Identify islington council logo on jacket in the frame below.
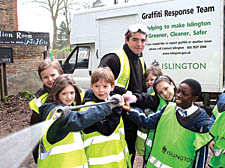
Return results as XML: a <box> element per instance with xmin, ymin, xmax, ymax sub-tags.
<box><xmin>162</xmin><ymin>146</ymin><xmax>194</xmax><ymax>163</ymax></box>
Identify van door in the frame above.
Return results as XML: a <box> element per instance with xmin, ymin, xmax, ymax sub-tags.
<box><xmin>62</xmin><ymin>46</ymin><xmax>91</xmax><ymax>89</ymax></box>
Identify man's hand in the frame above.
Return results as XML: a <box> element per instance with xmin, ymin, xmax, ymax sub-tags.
<box><xmin>108</xmin><ymin>94</ymin><xmax>124</xmax><ymax>109</ymax></box>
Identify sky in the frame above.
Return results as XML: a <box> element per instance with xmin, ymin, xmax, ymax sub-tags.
<box><xmin>17</xmin><ymin>0</ymin><xmax>137</xmax><ymax>43</ymax></box>
<box><xmin>17</xmin><ymin>0</ymin><xmax>54</xmax><ymax>42</ymax></box>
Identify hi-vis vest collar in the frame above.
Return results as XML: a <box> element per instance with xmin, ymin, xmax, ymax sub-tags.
<box><xmin>29</xmin><ymin>88</ymin><xmax>84</xmax><ymax>114</ymax></box>
<box><xmin>114</xmin><ymin>48</ymin><xmax>145</xmax><ymax>89</ymax></box>
<box><xmin>29</xmin><ymin>92</ymin><xmax>49</xmax><ymax>114</ymax></box>
<box><xmin>146</xmin><ymin>103</ymin><xmax>212</xmax><ymax>168</ymax></box>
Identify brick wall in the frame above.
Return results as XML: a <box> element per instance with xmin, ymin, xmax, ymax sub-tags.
<box><xmin>0</xmin><ymin>0</ymin><xmax>46</xmax><ymax>95</ymax></box>
<box><xmin>0</xmin><ymin>0</ymin><xmax>18</xmax><ymax>30</ymax></box>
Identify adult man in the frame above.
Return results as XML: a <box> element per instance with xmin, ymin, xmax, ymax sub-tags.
<box><xmin>99</xmin><ymin>24</ymin><xmax>148</xmax><ymax>166</ymax></box>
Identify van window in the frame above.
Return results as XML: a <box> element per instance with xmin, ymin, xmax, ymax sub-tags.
<box><xmin>75</xmin><ymin>47</ymin><xmax>90</xmax><ymax>69</ymax></box>
<box><xmin>63</xmin><ymin>46</ymin><xmax>90</xmax><ymax>74</ymax></box>
<box><xmin>68</xmin><ymin>49</ymin><xmax>78</xmax><ymax>64</ymax></box>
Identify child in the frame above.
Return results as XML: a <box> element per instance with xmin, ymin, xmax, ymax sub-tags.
<box><xmin>38</xmin><ymin>74</ymin><xmax>122</xmax><ymax>168</ymax></box>
<box><xmin>124</xmin><ymin>78</ymin><xmax>213</xmax><ymax>168</ymax></box>
<box><xmin>134</xmin><ymin>75</ymin><xmax>177</xmax><ymax>164</ymax></box>
<box><xmin>81</xmin><ymin>67</ymin><xmax>131</xmax><ymax>168</ymax></box>
<box><xmin>208</xmin><ymin>93</ymin><xmax>225</xmax><ymax>167</ymax></box>
<box><xmin>29</xmin><ymin>58</ymin><xmax>64</xmax><ymax>163</ymax></box>
<box><xmin>145</xmin><ymin>65</ymin><xmax>163</xmax><ymax>95</ymax></box>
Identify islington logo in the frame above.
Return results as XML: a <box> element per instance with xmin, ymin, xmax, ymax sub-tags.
<box><xmin>162</xmin><ymin>146</ymin><xmax>194</xmax><ymax>163</ymax></box>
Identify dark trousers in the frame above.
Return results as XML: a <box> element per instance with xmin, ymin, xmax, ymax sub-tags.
<box><xmin>122</xmin><ymin>113</ymin><xmax>138</xmax><ymax>167</ymax></box>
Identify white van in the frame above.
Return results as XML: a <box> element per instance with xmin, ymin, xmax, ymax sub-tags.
<box><xmin>62</xmin><ymin>0</ymin><xmax>225</xmax><ymax>106</ymax></box>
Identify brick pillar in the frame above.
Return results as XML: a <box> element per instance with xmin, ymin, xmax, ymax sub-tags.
<box><xmin>0</xmin><ymin>0</ymin><xmax>17</xmax><ymax>30</ymax></box>
<box><xmin>12</xmin><ymin>0</ymin><xmax>18</xmax><ymax>30</ymax></box>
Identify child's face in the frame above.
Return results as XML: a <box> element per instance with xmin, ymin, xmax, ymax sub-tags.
<box><xmin>40</xmin><ymin>67</ymin><xmax>60</xmax><ymax>89</ymax></box>
<box><xmin>58</xmin><ymin>85</ymin><xmax>75</xmax><ymax>106</ymax></box>
<box><xmin>91</xmin><ymin>79</ymin><xmax>115</xmax><ymax>100</ymax></box>
<box><xmin>176</xmin><ymin>83</ymin><xmax>196</xmax><ymax>109</ymax></box>
<box><xmin>156</xmin><ymin>80</ymin><xmax>175</xmax><ymax>101</ymax></box>
<box><xmin>146</xmin><ymin>73</ymin><xmax>157</xmax><ymax>88</ymax></box>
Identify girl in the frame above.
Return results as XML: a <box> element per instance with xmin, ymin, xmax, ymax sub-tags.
<box><xmin>38</xmin><ymin>74</ymin><xmax>121</xmax><ymax>168</ymax></box>
<box><xmin>128</xmin><ymin>75</ymin><xmax>177</xmax><ymax>112</ymax></box>
<box><xmin>145</xmin><ymin>65</ymin><xmax>163</xmax><ymax>95</ymax></box>
<box><xmin>29</xmin><ymin>58</ymin><xmax>64</xmax><ymax>163</ymax></box>
<box><xmin>133</xmin><ymin>75</ymin><xmax>177</xmax><ymax>165</ymax></box>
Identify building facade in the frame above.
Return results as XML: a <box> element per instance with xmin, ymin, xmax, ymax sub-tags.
<box><xmin>0</xmin><ymin>0</ymin><xmax>47</xmax><ymax>95</ymax></box>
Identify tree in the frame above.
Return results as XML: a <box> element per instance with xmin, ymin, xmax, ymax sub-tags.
<box><xmin>32</xmin><ymin>0</ymin><xmax>64</xmax><ymax>50</ymax></box>
<box><xmin>61</xmin><ymin>0</ymin><xmax>72</xmax><ymax>45</ymax></box>
<box><xmin>57</xmin><ymin>21</ymin><xmax>68</xmax><ymax>49</ymax></box>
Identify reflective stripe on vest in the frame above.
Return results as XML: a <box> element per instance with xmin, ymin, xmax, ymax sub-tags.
<box><xmin>146</xmin><ymin>138</ymin><xmax>153</xmax><ymax>148</ymax></box>
<box><xmin>83</xmin><ymin>132</ymin><xmax>121</xmax><ymax>147</ymax></box>
<box><xmin>146</xmin><ymin>103</ymin><xmax>212</xmax><ymax>168</ymax></box>
<box><xmin>137</xmin><ymin>130</ymin><xmax>148</xmax><ymax>140</ymax></box>
<box><xmin>88</xmin><ymin>151</ymin><xmax>125</xmax><ymax>165</ymax></box>
<box><xmin>81</xmin><ymin>101</ymin><xmax>129</xmax><ymax>168</ymax></box>
<box><xmin>39</xmin><ymin>132</ymin><xmax>84</xmax><ymax>159</ymax></box>
<box><xmin>114</xmin><ymin>48</ymin><xmax>145</xmax><ymax>89</ymax></box>
<box><xmin>136</xmin><ymin>128</ymin><xmax>148</xmax><ymax>156</ymax></box>
<box><xmin>38</xmin><ymin>106</ymin><xmax>88</xmax><ymax>168</ymax></box>
<box><xmin>29</xmin><ymin>92</ymin><xmax>48</xmax><ymax>114</ymax></box>
<box><xmin>148</xmin><ymin>155</ymin><xmax>172</xmax><ymax>168</ymax></box>
<box><xmin>144</xmin><ymin>129</ymin><xmax>155</xmax><ymax>161</ymax></box>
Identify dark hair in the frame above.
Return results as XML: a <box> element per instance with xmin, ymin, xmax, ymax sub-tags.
<box><xmin>125</xmin><ymin>31</ymin><xmax>148</xmax><ymax>41</ymax></box>
<box><xmin>46</xmin><ymin>74</ymin><xmax>81</xmax><ymax>105</ymax></box>
<box><xmin>145</xmin><ymin>65</ymin><xmax>163</xmax><ymax>79</ymax></box>
<box><xmin>38</xmin><ymin>58</ymin><xmax>63</xmax><ymax>80</ymax></box>
<box><xmin>180</xmin><ymin>79</ymin><xmax>202</xmax><ymax>97</ymax></box>
<box><xmin>153</xmin><ymin>75</ymin><xmax>177</xmax><ymax>93</ymax></box>
<box><xmin>91</xmin><ymin>67</ymin><xmax>115</xmax><ymax>86</ymax></box>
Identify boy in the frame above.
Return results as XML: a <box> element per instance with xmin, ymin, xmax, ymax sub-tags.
<box><xmin>81</xmin><ymin>67</ymin><xmax>131</xmax><ymax>168</ymax></box>
<box><xmin>29</xmin><ymin>58</ymin><xmax>64</xmax><ymax>163</ymax></box>
<box><xmin>123</xmin><ymin>79</ymin><xmax>213</xmax><ymax>167</ymax></box>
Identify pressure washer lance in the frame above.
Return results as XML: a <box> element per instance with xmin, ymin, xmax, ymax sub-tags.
<box><xmin>0</xmin><ymin>99</ymin><xmax>119</xmax><ymax>168</ymax></box>
<box><xmin>52</xmin><ymin>98</ymin><xmax>119</xmax><ymax>120</ymax></box>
